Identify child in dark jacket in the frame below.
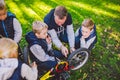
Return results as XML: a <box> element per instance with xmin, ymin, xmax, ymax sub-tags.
<box><xmin>0</xmin><ymin>0</ymin><xmax>22</xmax><ymax>43</ymax></box>
<box><xmin>25</xmin><ymin>21</ymin><xmax>65</xmax><ymax>75</ymax></box>
<box><xmin>0</xmin><ymin>38</ymin><xmax>38</xmax><ymax>80</ymax></box>
<box><xmin>0</xmin><ymin>0</ymin><xmax>23</xmax><ymax>60</ymax></box>
<box><xmin>75</xmin><ymin>19</ymin><xmax>97</xmax><ymax>50</ymax></box>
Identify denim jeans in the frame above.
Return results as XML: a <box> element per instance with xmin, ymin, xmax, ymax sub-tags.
<box><xmin>37</xmin><ymin>50</ymin><xmax>64</xmax><ymax>71</ymax></box>
<box><xmin>58</xmin><ymin>30</ymin><xmax>68</xmax><ymax>43</ymax></box>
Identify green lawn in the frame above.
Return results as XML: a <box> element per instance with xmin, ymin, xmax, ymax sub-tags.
<box><xmin>6</xmin><ymin>0</ymin><xmax>120</xmax><ymax>80</ymax></box>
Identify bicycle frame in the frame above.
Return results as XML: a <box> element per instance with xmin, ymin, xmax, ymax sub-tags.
<box><xmin>40</xmin><ymin>61</ymin><xmax>69</xmax><ymax>80</ymax></box>
<box><xmin>40</xmin><ymin>48</ymin><xmax>89</xmax><ymax>80</ymax></box>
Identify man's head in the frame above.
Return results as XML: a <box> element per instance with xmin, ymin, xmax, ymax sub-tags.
<box><xmin>81</xmin><ymin>19</ymin><xmax>94</xmax><ymax>38</ymax></box>
<box><xmin>0</xmin><ymin>1</ymin><xmax>7</xmax><ymax>20</ymax></box>
<box><xmin>32</xmin><ymin>21</ymin><xmax>48</xmax><ymax>39</ymax></box>
<box><xmin>54</xmin><ymin>6</ymin><xmax>68</xmax><ymax>26</ymax></box>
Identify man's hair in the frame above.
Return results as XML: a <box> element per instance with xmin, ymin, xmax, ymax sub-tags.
<box><xmin>32</xmin><ymin>21</ymin><xmax>48</xmax><ymax>33</ymax></box>
<box><xmin>0</xmin><ymin>0</ymin><xmax>6</xmax><ymax>10</ymax></box>
<box><xmin>54</xmin><ymin>6</ymin><xmax>68</xmax><ymax>19</ymax></box>
<box><xmin>0</xmin><ymin>38</ymin><xmax>18</xmax><ymax>58</ymax></box>
<box><xmin>82</xmin><ymin>19</ymin><xmax>94</xmax><ymax>30</ymax></box>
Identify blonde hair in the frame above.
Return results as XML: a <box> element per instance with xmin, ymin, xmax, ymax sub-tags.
<box><xmin>32</xmin><ymin>21</ymin><xmax>48</xmax><ymax>33</ymax></box>
<box><xmin>0</xmin><ymin>38</ymin><xmax>18</xmax><ymax>58</ymax></box>
<box><xmin>82</xmin><ymin>19</ymin><xmax>94</xmax><ymax>30</ymax></box>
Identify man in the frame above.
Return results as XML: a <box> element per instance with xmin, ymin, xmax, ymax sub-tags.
<box><xmin>44</xmin><ymin>6</ymin><xmax>75</xmax><ymax>56</ymax></box>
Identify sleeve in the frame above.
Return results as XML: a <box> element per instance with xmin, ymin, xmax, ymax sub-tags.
<box><xmin>75</xmin><ymin>28</ymin><xmax>81</xmax><ymax>49</ymax></box>
<box><xmin>47</xmin><ymin>43</ymin><xmax>52</xmax><ymax>51</ymax></box>
<box><xmin>21</xmin><ymin>63</ymin><xmax>38</xmax><ymax>80</ymax></box>
<box><xmin>30</xmin><ymin>44</ymin><xmax>55</xmax><ymax>61</ymax></box>
<box><xmin>66</xmin><ymin>24</ymin><xmax>75</xmax><ymax>48</ymax></box>
<box><xmin>48</xmin><ymin>29</ymin><xmax>63</xmax><ymax>48</ymax></box>
<box><xmin>75</xmin><ymin>28</ymin><xmax>80</xmax><ymax>37</ymax></box>
<box><xmin>88</xmin><ymin>36</ymin><xmax>97</xmax><ymax>50</ymax></box>
<box><xmin>13</xmin><ymin>18</ymin><xmax>22</xmax><ymax>43</ymax></box>
<box><xmin>80</xmin><ymin>36</ymin><xmax>96</xmax><ymax>49</ymax></box>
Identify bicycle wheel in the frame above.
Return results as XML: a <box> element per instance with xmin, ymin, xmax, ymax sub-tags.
<box><xmin>67</xmin><ymin>48</ymin><xmax>89</xmax><ymax>70</ymax></box>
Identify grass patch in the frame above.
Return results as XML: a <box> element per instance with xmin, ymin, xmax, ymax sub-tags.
<box><xmin>5</xmin><ymin>0</ymin><xmax>120</xmax><ymax>80</ymax></box>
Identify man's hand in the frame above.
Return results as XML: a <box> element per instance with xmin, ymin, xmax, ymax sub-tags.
<box><xmin>70</xmin><ymin>47</ymin><xmax>75</xmax><ymax>53</ymax></box>
<box><xmin>60</xmin><ymin>45</ymin><xmax>68</xmax><ymax>57</ymax></box>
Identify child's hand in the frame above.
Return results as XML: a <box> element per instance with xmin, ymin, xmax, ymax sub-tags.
<box><xmin>60</xmin><ymin>45</ymin><xmax>68</xmax><ymax>57</ymax></box>
<box><xmin>46</xmin><ymin>35</ymin><xmax>52</xmax><ymax>44</ymax></box>
<box><xmin>81</xmin><ymin>36</ymin><xmax>87</xmax><ymax>41</ymax></box>
<box><xmin>81</xmin><ymin>36</ymin><xmax>85</xmax><ymax>39</ymax></box>
<box><xmin>31</xmin><ymin>61</ymin><xmax>37</xmax><ymax>68</ymax></box>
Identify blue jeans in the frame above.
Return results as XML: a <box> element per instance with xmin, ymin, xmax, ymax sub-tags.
<box><xmin>59</xmin><ymin>30</ymin><xmax>68</xmax><ymax>43</ymax></box>
<box><xmin>37</xmin><ymin>50</ymin><xmax>64</xmax><ymax>71</ymax></box>
<box><xmin>75</xmin><ymin>36</ymin><xmax>80</xmax><ymax>49</ymax></box>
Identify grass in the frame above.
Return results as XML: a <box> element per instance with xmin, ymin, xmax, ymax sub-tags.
<box><xmin>5</xmin><ymin>0</ymin><xmax>120</xmax><ymax>80</ymax></box>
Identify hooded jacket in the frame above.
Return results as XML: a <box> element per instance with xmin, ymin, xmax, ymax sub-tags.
<box><xmin>0</xmin><ymin>58</ymin><xmax>38</xmax><ymax>80</ymax></box>
<box><xmin>25</xmin><ymin>31</ymin><xmax>55</xmax><ymax>63</ymax></box>
<box><xmin>0</xmin><ymin>12</ymin><xmax>15</xmax><ymax>39</ymax></box>
<box><xmin>75</xmin><ymin>25</ymin><xmax>97</xmax><ymax>50</ymax></box>
<box><xmin>0</xmin><ymin>58</ymin><xmax>21</xmax><ymax>80</ymax></box>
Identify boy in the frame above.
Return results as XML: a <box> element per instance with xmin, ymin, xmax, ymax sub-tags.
<box><xmin>0</xmin><ymin>1</ymin><xmax>22</xmax><ymax>43</ymax></box>
<box><xmin>25</xmin><ymin>21</ymin><xmax>65</xmax><ymax>74</ymax></box>
<box><xmin>44</xmin><ymin>6</ymin><xmax>75</xmax><ymax>54</ymax></box>
<box><xmin>75</xmin><ymin>19</ymin><xmax>97</xmax><ymax>50</ymax></box>
<box><xmin>0</xmin><ymin>1</ymin><xmax>23</xmax><ymax>59</ymax></box>
<box><xmin>0</xmin><ymin>38</ymin><xmax>38</xmax><ymax>80</ymax></box>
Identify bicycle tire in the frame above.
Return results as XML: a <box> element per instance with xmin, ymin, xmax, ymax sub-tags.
<box><xmin>67</xmin><ymin>48</ymin><xmax>89</xmax><ymax>70</ymax></box>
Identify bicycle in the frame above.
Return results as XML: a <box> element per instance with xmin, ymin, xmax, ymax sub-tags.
<box><xmin>23</xmin><ymin>47</ymin><xmax>89</xmax><ymax>80</ymax></box>
<box><xmin>40</xmin><ymin>48</ymin><xmax>89</xmax><ymax>80</ymax></box>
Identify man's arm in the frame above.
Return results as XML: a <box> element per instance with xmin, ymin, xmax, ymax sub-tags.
<box><xmin>48</xmin><ymin>29</ymin><xmax>62</xmax><ymax>49</ymax></box>
<box><xmin>66</xmin><ymin>24</ymin><xmax>75</xmax><ymax>48</ymax></box>
<box><xmin>75</xmin><ymin>28</ymin><xmax>80</xmax><ymax>37</ymax></box>
<box><xmin>48</xmin><ymin>29</ymin><xmax>68</xmax><ymax>57</ymax></box>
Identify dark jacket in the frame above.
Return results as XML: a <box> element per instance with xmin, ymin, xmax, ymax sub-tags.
<box><xmin>8</xmin><ymin>60</ymin><xmax>23</xmax><ymax>80</ymax></box>
<box><xmin>75</xmin><ymin>25</ymin><xmax>97</xmax><ymax>50</ymax></box>
<box><xmin>25</xmin><ymin>31</ymin><xmax>48</xmax><ymax>63</ymax></box>
<box><xmin>0</xmin><ymin>12</ymin><xmax>15</xmax><ymax>39</ymax></box>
